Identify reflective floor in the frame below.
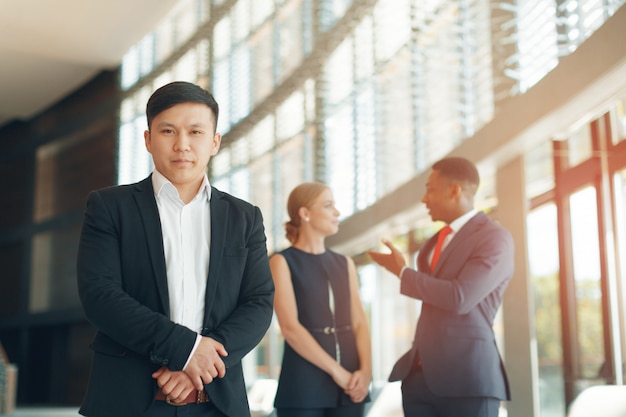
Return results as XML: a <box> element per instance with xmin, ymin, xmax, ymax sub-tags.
<box><xmin>12</xmin><ymin>408</ymin><xmax>80</xmax><ymax>417</ymax></box>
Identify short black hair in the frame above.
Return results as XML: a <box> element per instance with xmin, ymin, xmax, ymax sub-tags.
<box><xmin>432</xmin><ymin>157</ymin><xmax>480</xmax><ymax>187</ymax></box>
<box><xmin>145</xmin><ymin>81</ymin><xmax>219</xmax><ymax>130</ymax></box>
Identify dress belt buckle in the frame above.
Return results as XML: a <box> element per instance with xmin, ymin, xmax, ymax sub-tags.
<box><xmin>165</xmin><ymin>395</ymin><xmax>187</xmax><ymax>406</ymax></box>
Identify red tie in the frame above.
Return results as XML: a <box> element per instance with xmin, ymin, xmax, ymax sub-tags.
<box><xmin>430</xmin><ymin>225</ymin><xmax>452</xmax><ymax>270</ymax></box>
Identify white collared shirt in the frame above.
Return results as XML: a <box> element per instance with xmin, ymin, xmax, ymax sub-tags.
<box><xmin>400</xmin><ymin>209</ymin><xmax>479</xmax><ymax>278</ymax></box>
<box><xmin>152</xmin><ymin>170</ymin><xmax>211</xmax><ymax>335</ymax></box>
<box><xmin>429</xmin><ymin>208</ymin><xmax>478</xmax><ymax>262</ymax></box>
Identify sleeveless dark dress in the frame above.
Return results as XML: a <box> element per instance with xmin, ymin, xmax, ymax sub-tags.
<box><xmin>274</xmin><ymin>247</ymin><xmax>368</xmax><ymax>409</ymax></box>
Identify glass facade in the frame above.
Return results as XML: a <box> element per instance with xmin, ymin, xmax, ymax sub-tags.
<box><xmin>115</xmin><ymin>0</ymin><xmax>626</xmax><ymax>414</ymax></box>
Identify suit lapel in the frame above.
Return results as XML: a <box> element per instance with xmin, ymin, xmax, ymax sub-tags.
<box><xmin>133</xmin><ymin>177</ymin><xmax>171</xmax><ymax>316</ymax></box>
<box><xmin>205</xmin><ymin>187</ymin><xmax>228</xmax><ymax>317</ymax></box>
<box><xmin>418</xmin><ymin>234</ymin><xmax>437</xmax><ymax>272</ymax></box>
<box><xmin>434</xmin><ymin>212</ymin><xmax>487</xmax><ymax>272</ymax></box>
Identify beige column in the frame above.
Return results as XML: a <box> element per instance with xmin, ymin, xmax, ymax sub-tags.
<box><xmin>497</xmin><ymin>156</ymin><xmax>540</xmax><ymax>417</ymax></box>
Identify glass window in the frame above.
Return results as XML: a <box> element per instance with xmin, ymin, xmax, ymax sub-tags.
<box><xmin>319</xmin><ymin>0</ymin><xmax>353</xmax><ymax>31</ymax></box>
<box><xmin>231</xmin><ymin>45</ymin><xmax>252</xmax><ymax>124</ymax></box>
<box><xmin>212</xmin><ymin>59</ymin><xmax>231</xmax><ymax>133</ymax></box>
<box><xmin>276</xmin><ymin>91</ymin><xmax>305</xmax><ymax>142</ymax></box>
<box><xmin>355</xmin><ymin>85</ymin><xmax>377</xmax><ymax>210</ymax></box>
<box><xmin>273</xmin><ymin>134</ymin><xmax>308</xmax><ymax>251</ymax></box>
<box><xmin>173</xmin><ymin>48</ymin><xmax>198</xmax><ymax>82</ymax></box>
<box><xmin>570</xmin><ymin>187</ymin><xmax>605</xmax><ymax>384</ymax></box>
<box><xmin>610</xmin><ymin>93</ymin><xmax>626</xmax><ymax>145</ymax></box>
<box><xmin>30</xmin><ymin>226</ymin><xmax>82</xmax><ymax>313</ymax></box>
<box><xmin>517</xmin><ymin>0</ymin><xmax>559</xmax><ymax>92</ymax></box>
<box><xmin>525</xmin><ymin>140</ymin><xmax>555</xmax><ymax>199</ymax></box>
<box><xmin>213</xmin><ymin>16</ymin><xmax>232</xmax><ymax>59</ymax></box>
<box><xmin>325</xmin><ymin>102</ymin><xmax>355</xmax><ymax>219</ymax></box>
<box><xmin>230</xmin><ymin>137</ymin><xmax>249</xmax><ymax>168</ymax></box>
<box><xmin>614</xmin><ymin>169</ymin><xmax>626</xmax><ymax>383</ymax></box>
<box><xmin>373</xmin><ymin>0</ymin><xmax>410</xmax><ymax>64</ymax></box>
<box><xmin>172</xmin><ymin>0</ymin><xmax>200</xmax><ymax>47</ymax></box>
<box><xmin>527</xmin><ymin>204</ymin><xmax>565</xmax><ymax>417</ymax></box>
<box><xmin>120</xmin><ymin>45</ymin><xmax>140</xmax><ymax>90</ymax></box>
<box><xmin>249</xmin><ymin>152</ymin><xmax>274</xmax><ymax>247</ymax></box>
<box><xmin>354</xmin><ymin>16</ymin><xmax>374</xmax><ymax>82</ymax></box>
<box><xmin>250</xmin><ymin>115</ymin><xmax>275</xmax><ymax>158</ymax></box>
<box><xmin>250</xmin><ymin>23</ymin><xmax>275</xmax><ymax>105</ymax></box>
<box><xmin>232</xmin><ymin>0</ymin><xmax>251</xmax><ymax>44</ymax></box>
<box><xmin>276</xmin><ymin>0</ymin><xmax>304</xmax><ymax>82</ymax></box>
<box><xmin>325</xmin><ymin>37</ymin><xmax>353</xmax><ymax>105</ymax></box>
<box><xmin>376</xmin><ymin>52</ymin><xmax>415</xmax><ymax>192</ymax></box>
<box><xmin>211</xmin><ymin>147</ymin><xmax>231</xmax><ymax>179</ymax></box>
<box><xmin>155</xmin><ymin>19</ymin><xmax>175</xmax><ymax>66</ymax></box>
<box><xmin>567</xmin><ymin>124</ymin><xmax>593</xmax><ymax>168</ymax></box>
<box><xmin>250</xmin><ymin>0</ymin><xmax>274</xmax><ymax>29</ymax></box>
<box><xmin>230</xmin><ymin>167</ymin><xmax>250</xmax><ymax>201</ymax></box>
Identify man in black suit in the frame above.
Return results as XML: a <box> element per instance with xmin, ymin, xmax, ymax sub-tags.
<box><xmin>77</xmin><ymin>81</ymin><xmax>274</xmax><ymax>417</ymax></box>
<box><xmin>368</xmin><ymin>157</ymin><xmax>513</xmax><ymax>417</ymax></box>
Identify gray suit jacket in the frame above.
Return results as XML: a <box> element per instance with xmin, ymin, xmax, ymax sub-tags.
<box><xmin>77</xmin><ymin>176</ymin><xmax>274</xmax><ymax>417</ymax></box>
<box><xmin>389</xmin><ymin>212</ymin><xmax>513</xmax><ymax>400</ymax></box>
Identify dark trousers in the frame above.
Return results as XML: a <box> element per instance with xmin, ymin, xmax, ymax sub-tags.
<box><xmin>142</xmin><ymin>400</ymin><xmax>227</xmax><ymax>417</ymax></box>
<box><xmin>401</xmin><ymin>369</ymin><xmax>500</xmax><ymax>417</ymax></box>
<box><xmin>276</xmin><ymin>404</ymin><xmax>365</xmax><ymax>417</ymax></box>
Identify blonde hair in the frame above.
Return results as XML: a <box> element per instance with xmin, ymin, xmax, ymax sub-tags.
<box><xmin>285</xmin><ymin>182</ymin><xmax>329</xmax><ymax>243</ymax></box>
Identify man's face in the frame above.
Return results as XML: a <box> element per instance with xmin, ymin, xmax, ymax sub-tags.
<box><xmin>144</xmin><ymin>102</ymin><xmax>221</xmax><ymax>192</ymax></box>
<box><xmin>421</xmin><ymin>169</ymin><xmax>456</xmax><ymax>223</ymax></box>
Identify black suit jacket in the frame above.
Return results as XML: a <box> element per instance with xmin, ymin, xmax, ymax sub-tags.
<box><xmin>77</xmin><ymin>176</ymin><xmax>274</xmax><ymax>417</ymax></box>
<box><xmin>389</xmin><ymin>212</ymin><xmax>513</xmax><ymax>401</ymax></box>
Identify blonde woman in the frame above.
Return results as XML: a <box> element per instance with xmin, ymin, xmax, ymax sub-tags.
<box><xmin>271</xmin><ymin>182</ymin><xmax>371</xmax><ymax>417</ymax></box>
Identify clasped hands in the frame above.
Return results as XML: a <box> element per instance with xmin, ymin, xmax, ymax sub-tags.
<box><xmin>152</xmin><ymin>336</ymin><xmax>227</xmax><ymax>404</ymax></box>
<box><xmin>367</xmin><ymin>239</ymin><xmax>406</xmax><ymax>277</ymax></box>
<box><xmin>331</xmin><ymin>364</ymin><xmax>370</xmax><ymax>403</ymax></box>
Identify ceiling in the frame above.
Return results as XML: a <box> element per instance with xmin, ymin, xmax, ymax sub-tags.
<box><xmin>0</xmin><ymin>0</ymin><xmax>179</xmax><ymax>128</ymax></box>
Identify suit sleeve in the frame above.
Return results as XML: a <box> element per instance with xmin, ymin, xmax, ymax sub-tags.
<box><xmin>400</xmin><ymin>225</ymin><xmax>514</xmax><ymax>315</ymax></box>
<box><xmin>77</xmin><ymin>190</ymin><xmax>196</xmax><ymax>371</ymax></box>
<box><xmin>204</xmin><ymin>205</ymin><xmax>275</xmax><ymax>368</ymax></box>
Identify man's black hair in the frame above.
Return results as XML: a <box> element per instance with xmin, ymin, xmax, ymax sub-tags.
<box><xmin>145</xmin><ymin>81</ymin><xmax>219</xmax><ymax>130</ymax></box>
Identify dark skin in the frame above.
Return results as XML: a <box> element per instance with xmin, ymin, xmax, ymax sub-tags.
<box><xmin>367</xmin><ymin>168</ymin><xmax>476</xmax><ymax>276</ymax></box>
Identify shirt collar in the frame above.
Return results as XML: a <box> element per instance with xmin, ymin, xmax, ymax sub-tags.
<box><xmin>448</xmin><ymin>208</ymin><xmax>478</xmax><ymax>233</ymax></box>
<box><xmin>151</xmin><ymin>170</ymin><xmax>212</xmax><ymax>202</ymax></box>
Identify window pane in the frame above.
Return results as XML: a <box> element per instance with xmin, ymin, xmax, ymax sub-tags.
<box><xmin>273</xmin><ymin>135</ymin><xmax>307</xmax><ymax>250</ymax></box>
<box><xmin>610</xmin><ymin>93</ymin><xmax>626</xmax><ymax>145</ymax></box>
<box><xmin>276</xmin><ymin>0</ymin><xmax>304</xmax><ymax>82</ymax></box>
<box><xmin>525</xmin><ymin>141</ymin><xmax>555</xmax><ymax>199</ymax></box>
<box><xmin>613</xmin><ymin>169</ymin><xmax>626</xmax><ymax>383</ymax></box>
<box><xmin>517</xmin><ymin>1</ymin><xmax>559</xmax><ymax>92</ymax></box>
<box><xmin>250</xmin><ymin>23</ymin><xmax>275</xmax><ymax>105</ymax></box>
<box><xmin>527</xmin><ymin>204</ymin><xmax>565</xmax><ymax>417</ymax></box>
<box><xmin>325</xmin><ymin>103</ymin><xmax>355</xmax><ymax>219</ymax></box>
<box><xmin>276</xmin><ymin>91</ymin><xmax>305</xmax><ymax>141</ymax></box>
<box><xmin>567</xmin><ymin>124</ymin><xmax>593</xmax><ymax>168</ymax></box>
<box><xmin>231</xmin><ymin>46</ymin><xmax>252</xmax><ymax>124</ymax></box>
<box><xmin>30</xmin><ymin>226</ymin><xmax>82</xmax><ymax>312</ymax></box>
<box><xmin>570</xmin><ymin>187</ymin><xmax>605</xmax><ymax>383</ymax></box>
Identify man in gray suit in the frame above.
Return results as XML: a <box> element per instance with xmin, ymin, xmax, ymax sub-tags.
<box><xmin>77</xmin><ymin>81</ymin><xmax>274</xmax><ymax>417</ymax></box>
<box><xmin>368</xmin><ymin>157</ymin><xmax>513</xmax><ymax>417</ymax></box>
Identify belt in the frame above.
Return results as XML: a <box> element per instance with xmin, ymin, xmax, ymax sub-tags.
<box><xmin>308</xmin><ymin>325</ymin><xmax>352</xmax><ymax>335</ymax></box>
<box><xmin>155</xmin><ymin>388</ymin><xmax>210</xmax><ymax>406</ymax></box>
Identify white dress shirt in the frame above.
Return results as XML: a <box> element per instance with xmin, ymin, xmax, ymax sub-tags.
<box><xmin>152</xmin><ymin>170</ymin><xmax>210</xmax><ymax>364</ymax></box>
<box><xmin>400</xmin><ymin>209</ymin><xmax>479</xmax><ymax>278</ymax></box>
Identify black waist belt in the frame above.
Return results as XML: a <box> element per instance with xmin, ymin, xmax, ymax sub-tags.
<box><xmin>308</xmin><ymin>325</ymin><xmax>352</xmax><ymax>335</ymax></box>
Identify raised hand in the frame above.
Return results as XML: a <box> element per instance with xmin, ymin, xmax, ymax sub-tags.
<box><xmin>366</xmin><ymin>239</ymin><xmax>406</xmax><ymax>277</ymax></box>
